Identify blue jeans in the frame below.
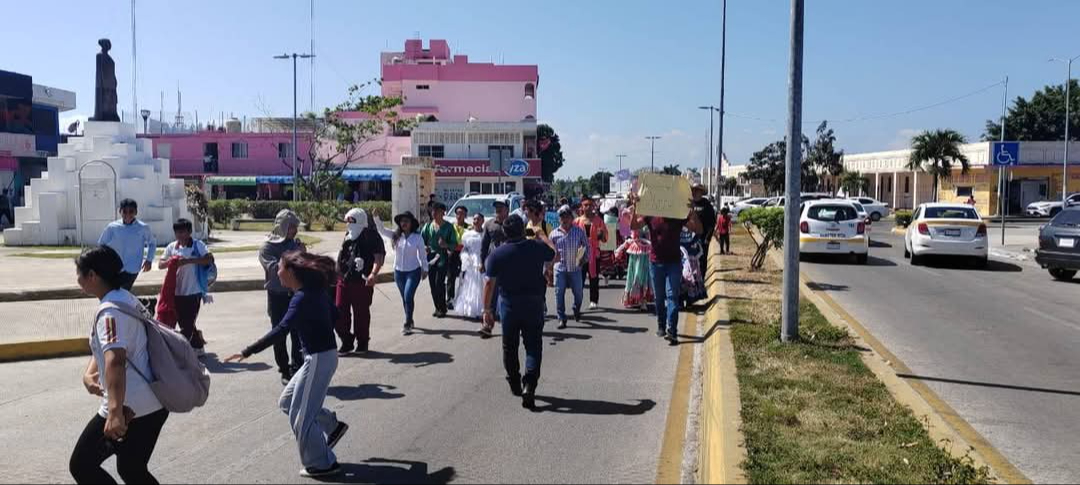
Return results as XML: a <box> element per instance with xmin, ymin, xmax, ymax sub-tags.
<box><xmin>554</xmin><ymin>269</ymin><xmax>583</xmax><ymax>322</ymax></box>
<box><xmin>279</xmin><ymin>350</ymin><xmax>339</xmax><ymax>470</ymax></box>
<box><xmin>500</xmin><ymin>295</ymin><xmax>545</xmax><ymax>386</ymax></box>
<box><xmin>651</xmin><ymin>262</ymin><xmax>682</xmax><ymax>336</ymax></box>
<box><xmin>395</xmin><ymin>268</ymin><xmax>422</xmax><ymax>326</ymax></box>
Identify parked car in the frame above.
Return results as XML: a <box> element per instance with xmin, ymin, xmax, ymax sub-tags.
<box><xmin>904</xmin><ymin>203</ymin><xmax>988</xmax><ymax>268</ymax></box>
<box><xmin>849</xmin><ymin>200</ymin><xmax>873</xmax><ymax>231</ymax></box>
<box><xmin>761</xmin><ymin>193</ymin><xmax>833</xmax><ymax>208</ymax></box>
<box><xmin>1034</xmin><ymin>207</ymin><xmax>1080</xmax><ymax>281</ymax></box>
<box><xmin>798</xmin><ymin>200</ymin><xmax>869</xmax><ymax>264</ymax></box>
<box><xmin>847</xmin><ymin>197</ymin><xmax>890</xmax><ymax>221</ymax></box>
<box><xmin>446</xmin><ymin>192</ymin><xmax>526</xmax><ymax>223</ymax></box>
<box><xmin>731</xmin><ymin>197</ymin><xmax>768</xmax><ymax>217</ymax></box>
<box><xmin>1025</xmin><ymin>193</ymin><xmax>1080</xmax><ymax>218</ymax></box>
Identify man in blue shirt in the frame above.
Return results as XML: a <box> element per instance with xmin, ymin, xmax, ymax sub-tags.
<box><xmin>483</xmin><ymin>215</ymin><xmax>555</xmax><ymax>409</ymax></box>
<box><xmin>98</xmin><ymin>199</ymin><xmax>157</xmax><ymax>291</ymax></box>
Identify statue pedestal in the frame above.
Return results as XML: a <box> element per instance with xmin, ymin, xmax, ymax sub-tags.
<box><xmin>3</xmin><ymin>121</ymin><xmax>194</xmax><ymax>246</ymax></box>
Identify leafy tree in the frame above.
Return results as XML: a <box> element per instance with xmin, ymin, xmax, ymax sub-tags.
<box><xmin>739</xmin><ymin>207</ymin><xmax>785</xmax><ymax>270</ymax></box>
<box><xmin>984</xmin><ymin>79</ymin><xmax>1080</xmax><ymax>141</ymax></box>
<box><xmin>720</xmin><ymin>176</ymin><xmax>739</xmax><ymax>196</ymax></box>
<box><xmin>661</xmin><ymin>164</ymin><xmax>682</xmax><ymax>176</ymax></box>
<box><xmin>538</xmin><ymin>124</ymin><xmax>565</xmax><ymax>182</ymax></box>
<box><xmin>839</xmin><ymin>170</ymin><xmax>869</xmax><ymax>196</ymax></box>
<box><xmin>906</xmin><ymin>129</ymin><xmax>970</xmax><ymax>202</ymax></box>
<box><xmin>803</xmin><ymin>121</ymin><xmax>844</xmax><ymax>191</ymax></box>
<box><xmin>745</xmin><ymin>141</ymin><xmax>788</xmax><ymax>195</ymax></box>
<box><xmin>588</xmin><ymin>171</ymin><xmax>613</xmax><ymax>197</ymax></box>
<box><xmin>296</xmin><ymin>81</ymin><xmax>415</xmax><ymax>201</ymax></box>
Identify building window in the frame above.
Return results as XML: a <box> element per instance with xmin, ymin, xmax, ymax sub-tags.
<box><xmin>886</xmin><ymin>176</ymin><xmax>892</xmax><ymax>193</ymax></box>
<box><xmin>231</xmin><ymin>142</ymin><xmax>249</xmax><ymax>159</ymax></box>
<box><xmin>278</xmin><ymin>142</ymin><xmax>293</xmax><ymax>159</ymax></box>
<box><xmin>503</xmin><ymin>181</ymin><xmax>516</xmax><ymax>193</ymax></box>
<box><xmin>524</xmin><ymin>83</ymin><xmax>535</xmax><ymax>99</ymax></box>
<box><xmin>416</xmin><ymin>84</ymin><xmax>430</xmax><ymax>90</ymax></box>
<box><xmin>418</xmin><ymin>145</ymin><xmax>445</xmax><ymax>158</ymax></box>
<box><xmin>956</xmin><ymin>186</ymin><xmax>974</xmax><ymax>197</ymax></box>
<box><xmin>203</xmin><ymin>142</ymin><xmax>219</xmax><ymax>173</ymax></box>
<box><xmin>470</xmin><ymin>182</ymin><xmax>481</xmax><ymax>193</ymax></box>
<box><xmin>157</xmin><ymin>143</ymin><xmax>172</xmax><ymax>159</ymax></box>
<box><xmin>905</xmin><ymin>176</ymin><xmax>911</xmax><ymax>194</ymax></box>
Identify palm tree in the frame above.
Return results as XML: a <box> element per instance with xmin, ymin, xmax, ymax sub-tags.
<box><xmin>906</xmin><ymin>129</ymin><xmax>970</xmax><ymax>202</ymax></box>
<box><xmin>839</xmin><ymin>170</ymin><xmax>869</xmax><ymax>197</ymax></box>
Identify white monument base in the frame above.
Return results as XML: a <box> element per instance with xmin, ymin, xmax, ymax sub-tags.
<box><xmin>3</xmin><ymin>121</ymin><xmax>195</xmax><ymax>246</ymax></box>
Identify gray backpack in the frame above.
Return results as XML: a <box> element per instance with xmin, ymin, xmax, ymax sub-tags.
<box><xmin>94</xmin><ymin>302</ymin><xmax>211</xmax><ymax>413</ymax></box>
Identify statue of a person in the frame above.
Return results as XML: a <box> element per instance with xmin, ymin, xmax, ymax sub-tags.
<box><xmin>93</xmin><ymin>38</ymin><xmax>120</xmax><ymax>122</ymax></box>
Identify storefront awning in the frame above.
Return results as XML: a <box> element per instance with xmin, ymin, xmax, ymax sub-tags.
<box><xmin>342</xmin><ymin>168</ymin><xmax>391</xmax><ymax>182</ymax></box>
<box><xmin>256</xmin><ymin>175</ymin><xmax>294</xmax><ymax>184</ymax></box>
<box><xmin>206</xmin><ymin>176</ymin><xmax>256</xmax><ymax>186</ymax></box>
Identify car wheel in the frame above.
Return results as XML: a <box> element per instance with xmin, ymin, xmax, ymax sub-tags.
<box><xmin>910</xmin><ymin>253</ymin><xmax>922</xmax><ymax>266</ymax></box>
<box><xmin>856</xmin><ymin>253</ymin><xmax>869</xmax><ymax>265</ymax></box>
<box><xmin>871</xmin><ymin>212</ymin><xmax>882</xmax><ymax>222</ymax></box>
<box><xmin>903</xmin><ymin>244</ymin><xmax>911</xmax><ymax>259</ymax></box>
<box><xmin>1049</xmin><ymin>268</ymin><xmax>1078</xmax><ymax>281</ymax></box>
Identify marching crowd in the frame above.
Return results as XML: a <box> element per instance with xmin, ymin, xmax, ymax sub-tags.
<box><xmin>67</xmin><ymin>182</ymin><xmax>736</xmax><ymax>482</ymax></box>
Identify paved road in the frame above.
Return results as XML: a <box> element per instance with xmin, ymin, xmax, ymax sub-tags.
<box><xmin>801</xmin><ymin>230</ymin><xmax>1080</xmax><ymax>483</ymax></box>
<box><xmin>0</xmin><ymin>283</ymin><xmax>688</xmax><ymax>483</ymax></box>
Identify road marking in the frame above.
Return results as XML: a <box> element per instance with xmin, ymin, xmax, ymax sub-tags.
<box><xmin>655</xmin><ymin>312</ymin><xmax>697</xmax><ymax>484</ymax></box>
<box><xmin>1024</xmin><ymin>306</ymin><xmax>1080</xmax><ymax>332</ymax></box>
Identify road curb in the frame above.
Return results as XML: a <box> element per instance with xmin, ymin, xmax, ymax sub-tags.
<box><xmin>0</xmin><ymin>271</ymin><xmax>396</xmax><ymax>303</ymax></box>
<box><xmin>695</xmin><ymin>244</ymin><xmax>747</xmax><ymax>485</ymax></box>
<box><xmin>0</xmin><ymin>338</ymin><xmax>89</xmax><ymax>363</ymax></box>
<box><xmin>891</xmin><ymin>226</ymin><xmax>906</xmax><ymax>236</ymax></box>
<box><xmin>770</xmin><ymin>246</ymin><xmax>1031</xmax><ymax>484</ymax></box>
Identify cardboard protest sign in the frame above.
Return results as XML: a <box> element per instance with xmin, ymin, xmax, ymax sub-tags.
<box><xmin>635</xmin><ymin>173</ymin><xmax>693</xmax><ymax>219</ymax></box>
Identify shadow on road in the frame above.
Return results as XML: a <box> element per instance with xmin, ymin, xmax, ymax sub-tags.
<box><xmin>803</xmin><ymin>254</ymin><xmax>897</xmax><ymax>267</ymax></box>
<box><xmin>327</xmin><ymin>384</ymin><xmax>405</xmax><ymax>401</ymax></box>
<box><xmin>806</xmin><ymin>281</ymin><xmax>850</xmax><ymax>292</ymax></box>
<box><xmin>869</xmin><ymin>239</ymin><xmax>893</xmax><ymax>248</ymax></box>
<box><xmin>543</xmin><ymin>331</ymin><xmax>593</xmax><ymax>345</ymax></box>
<box><xmin>315</xmin><ymin>458</ymin><xmax>456</xmax><ymax>484</ymax></box>
<box><xmin>413</xmin><ymin>326</ymin><xmax>485</xmax><ymax>340</ymax></box>
<box><xmin>360</xmin><ymin>350</ymin><xmax>454</xmax><ymax>368</ymax></box>
<box><xmin>530</xmin><ymin>396</ymin><xmax>656</xmax><ymax>415</ymax></box>
<box><xmin>917</xmin><ymin>257</ymin><xmax>1023</xmax><ymax>272</ymax></box>
<box><xmin>898</xmin><ymin>373</ymin><xmax>1080</xmax><ymax>397</ymax></box>
<box><xmin>202</xmin><ymin>353</ymin><xmax>272</xmax><ymax>374</ymax></box>
<box><xmin>574</xmin><ymin>315</ymin><xmax>649</xmax><ymax>334</ymax></box>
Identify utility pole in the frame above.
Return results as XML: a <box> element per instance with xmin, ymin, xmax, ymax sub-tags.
<box><xmin>717</xmin><ymin>0</ymin><xmax>728</xmax><ymax>201</ymax></box>
<box><xmin>999</xmin><ymin>76</ymin><xmax>1008</xmax><ymax>245</ymax></box>
<box><xmin>1050</xmin><ymin>55</ymin><xmax>1079</xmax><ymax>204</ymax></box>
<box><xmin>698</xmin><ymin>106</ymin><xmax>716</xmax><ymax>195</ymax></box>
<box><xmin>646</xmin><ymin>136</ymin><xmax>661</xmax><ymax>171</ymax></box>
<box><xmin>131</xmin><ymin>0</ymin><xmax>137</xmax><ymax>129</ymax></box>
<box><xmin>781</xmin><ymin>0</ymin><xmax>804</xmax><ymax>343</ymax></box>
<box><xmin>616</xmin><ymin>154</ymin><xmax>628</xmax><ymax>193</ymax></box>
<box><xmin>275</xmin><ymin>52</ymin><xmax>315</xmax><ymax>202</ymax></box>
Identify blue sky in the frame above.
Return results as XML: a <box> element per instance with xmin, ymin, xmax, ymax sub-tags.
<box><xmin>5</xmin><ymin>0</ymin><xmax>1080</xmax><ymax>179</ymax></box>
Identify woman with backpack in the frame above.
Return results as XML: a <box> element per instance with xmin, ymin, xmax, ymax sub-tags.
<box><xmin>225</xmin><ymin>251</ymin><xmax>349</xmax><ymax>478</ymax></box>
<box><xmin>71</xmin><ymin>245</ymin><xmax>169</xmax><ymax>485</ymax></box>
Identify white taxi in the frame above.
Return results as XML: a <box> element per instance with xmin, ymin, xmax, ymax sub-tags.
<box><xmin>903</xmin><ymin>203</ymin><xmax>988</xmax><ymax>268</ymax></box>
<box><xmin>798</xmin><ymin>200</ymin><xmax>870</xmax><ymax>264</ymax></box>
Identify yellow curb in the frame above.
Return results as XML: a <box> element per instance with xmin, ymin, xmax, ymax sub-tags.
<box><xmin>698</xmin><ymin>243</ymin><xmax>747</xmax><ymax>485</ymax></box>
<box><xmin>656</xmin><ymin>311</ymin><xmax>697</xmax><ymax>484</ymax></box>
<box><xmin>0</xmin><ymin>338</ymin><xmax>89</xmax><ymax>363</ymax></box>
<box><xmin>764</xmin><ymin>244</ymin><xmax>1030</xmax><ymax>484</ymax></box>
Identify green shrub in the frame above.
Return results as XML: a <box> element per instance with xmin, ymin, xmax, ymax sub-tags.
<box><xmin>895</xmin><ymin>210</ymin><xmax>913</xmax><ymax>228</ymax></box>
<box><xmin>739</xmin><ymin>207</ymin><xmax>786</xmax><ymax>270</ymax></box>
<box><xmin>206</xmin><ymin>200</ymin><xmax>392</xmax><ymax>230</ymax></box>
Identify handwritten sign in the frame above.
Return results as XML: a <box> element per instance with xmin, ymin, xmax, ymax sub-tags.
<box><xmin>635</xmin><ymin>173</ymin><xmax>692</xmax><ymax>219</ymax></box>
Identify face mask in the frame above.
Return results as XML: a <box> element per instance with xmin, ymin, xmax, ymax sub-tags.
<box><xmin>345</xmin><ymin>208</ymin><xmax>368</xmax><ymax>241</ymax></box>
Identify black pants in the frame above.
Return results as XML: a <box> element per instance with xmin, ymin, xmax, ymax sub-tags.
<box><xmin>718</xmin><ymin>234</ymin><xmax>730</xmax><ymax>254</ymax></box>
<box><xmin>118</xmin><ymin>272</ymin><xmax>139</xmax><ymax>292</ymax></box>
<box><xmin>588</xmin><ymin>275</ymin><xmax>601</xmax><ymax>304</ymax></box>
<box><xmin>175</xmin><ymin>294</ymin><xmax>205</xmax><ymax>349</ymax></box>
<box><xmin>428</xmin><ymin>263</ymin><xmax>448</xmax><ymax>313</ymax></box>
<box><xmin>699</xmin><ymin>238</ymin><xmax>711</xmax><ymax>276</ymax></box>
<box><xmin>500</xmin><ymin>295</ymin><xmax>545</xmax><ymax>387</ymax></box>
<box><xmin>267</xmin><ymin>292</ymin><xmax>303</xmax><ymax>376</ymax></box>
<box><xmin>446</xmin><ymin>252</ymin><xmax>461</xmax><ymax>305</ymax></box>
<box><xmin>69</xmin><ymin>409</ymin><xmax>169</xmax><ymax>485</ymax></box>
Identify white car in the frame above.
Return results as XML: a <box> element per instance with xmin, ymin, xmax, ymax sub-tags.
<box><xmin>446</xmin><ymin>192</ymin><xmax>526</xmax><ymax>223</ymax></box>
<box><xmin>731</xmin><ymin>197</ymin><xmax>768</xmax><ymax>217</ymax></box>
<box><xmin>1026</xmin><ymin>194</ymin><xmax>1080</xmax><ymax>218</ymax></box>
<box><xmin>848</xmin><ymin>197</ymin><xmax>890</xmax><ymax>221</ymax></box>
<box><xmin>904</xmin><ymin>203</ymin><xmax>988</xmax><ymax>267</ymax></box>
<box><xmin>849</xmin><ymin>201</ymin><xmax>873</xmax><ymax>232</ymax></box>
<box><xmin>798</xmin><ymin>200</ymin><xmax>869</xmax><ymax>264</ymax></box>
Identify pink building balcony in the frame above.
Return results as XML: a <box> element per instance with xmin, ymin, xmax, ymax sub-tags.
<box><xmin>142</xmin><ymin>132</ymin><xmax>311</xmax><ymax>177</ymax></box>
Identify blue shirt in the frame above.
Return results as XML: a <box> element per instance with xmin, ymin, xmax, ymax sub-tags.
<box><xmin>485</xmin><ymin>238</ymin><xmax>555</xmax><ymax>300</ymax></box>
<box><xmin>550</xmin><ymin>225</ymin><xmax>589</xmax><ymax>273</ymax></box>
<box><xmin>98</xmin><ymin>219</ymin><xmax>157</xmax><ymax>274</ymax></box>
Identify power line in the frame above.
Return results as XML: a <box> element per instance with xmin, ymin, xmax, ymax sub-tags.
<box><xmin>727</xmin><ymin>80</ymin><xmax>1006</xmax><ymax>125</ymax></box>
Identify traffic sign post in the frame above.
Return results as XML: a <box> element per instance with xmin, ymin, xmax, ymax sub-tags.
<box><xmin>991</xmin><ymin>142</ymin><xmax>1019</xmax><ymax>167</ymax></box>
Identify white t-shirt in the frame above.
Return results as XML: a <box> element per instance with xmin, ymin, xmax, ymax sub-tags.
<box><xmin>91</xmin><ymin>290</ymin><xmax>163</xmax><ymax>418</ymax></box>
<box><xmin>162</xmin><ymin>240</ymin><xmax>210</xmax><ymax>296</ymax></box>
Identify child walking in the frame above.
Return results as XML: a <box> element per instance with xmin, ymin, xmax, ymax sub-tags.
<box><xmin>615</xmin><ymin>229</ymin><xmax>653</xmax><ymax>310</ymax></box>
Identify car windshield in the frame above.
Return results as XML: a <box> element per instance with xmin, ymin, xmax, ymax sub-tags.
<box><xmin>452</xmin><ymin>199</ymin><xmax>498</xmax><ymax>218</ymax></box>
<box><xmin>1052</xmin><ymin>210</ymin><xmax>1080</xmax><ymax>226</ymax></box>
<box><xmin>924</xmin><ymin>207</ymin><xmax>979</xmax><ymax>219</ymax></box>
<box><xmin>808</xmin><ymin>205</ymin><xmax>858</xmax><ymax>222</ymax></box>
<box><xmin>852</xmin><ymin>202</ymin><xmax>866</xmax><ymax>212</ymax></box>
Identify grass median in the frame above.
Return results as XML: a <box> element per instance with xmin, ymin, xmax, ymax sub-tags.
<box><xmin>721</xmin><ymin>232</ymin><xmax>990</xmax><ymax>484</ymax></box>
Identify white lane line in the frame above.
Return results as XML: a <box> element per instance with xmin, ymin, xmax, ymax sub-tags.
<box><xmin>1025</xmin><ymin>306</ymin><xmax>1080</xmax><ymax>332</ymax></box>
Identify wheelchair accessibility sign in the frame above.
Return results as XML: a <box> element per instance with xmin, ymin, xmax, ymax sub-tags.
<box><xmin>991</xmin><ymin>142</ymin><xmax>1020</xmax><ymax>166</ymax></box>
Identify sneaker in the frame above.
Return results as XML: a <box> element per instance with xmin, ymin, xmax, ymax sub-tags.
<box><xmin>281</xmin><ymin>375</ymin><xmax>291</xmax><ymax>386</ymax></box>
<box><xmin>402</xmin><ymin>325</ymin><xmax>414</xmax><ymax>336</ymax></box>
<box><xmin>506</xmin><ymin>376</ymin><xmax>523</xmax><ymax>396</ymax></box>
<box><xmin>666</xmin><ymin>333</ymin><xmax>678</xmax><ymax>346</ymax></box>
<box><xmin>573</xmin><ymin>310</ymin><xmax>581</xmax><ymax>322</ymax></box>
<box><xmin>589</xmin><ymin>302</ymin><xmax>598</xmax><ymax>310</ymax></box>
<box><xmin>558</xmin><ymin>320</ymin><xmax>568</xmax><ymax>330</ymax></box>
<box><xmin>299</xmin><ymin>462</ymin><xmax>342</xmax><ymax>478</ymax></box>
<box><xmin>327</xmin><ymin>422</ymin><xmax>349</xmax><ymax>449</ymax></box>
<box><xmin>521</xmin><ymin>381</ymin><xmax>537</xmax><ymax>410</ymax></box>
<box><xmin>337</xmin><ymin>341</ymin><xmax>355</xmax><ymax>356</ymax></box>
<box><xmin>478</xmin><ymin>326</ymin><xmax>493</xmax><ymax>339</ymax></box>
<box><xmin>656</xmin><ymin>329</ymin><xmax>667</xmax><ymax>338</ymax></box>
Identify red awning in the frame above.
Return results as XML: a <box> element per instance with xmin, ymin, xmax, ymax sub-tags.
<box><xmin>0</xmin><ymin>157</ymin><xmax>18</xmax><ymax>171</ymax></box>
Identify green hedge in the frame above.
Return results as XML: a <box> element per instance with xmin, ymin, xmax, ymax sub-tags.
<box><xmin>894</xmin><ymin>210</ymin><xmax>913</xmax><ymax>228</ymax></box>
<box><xmin>208</xmin><ymin>200</ymin><xmax>391</xmax><ymax>231</ymax></box>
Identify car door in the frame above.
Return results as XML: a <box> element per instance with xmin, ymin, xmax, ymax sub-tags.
<box><xmin>906</xmin><ymin>206</ymin><xmax>921</xmax><ymax>249</ymax></box>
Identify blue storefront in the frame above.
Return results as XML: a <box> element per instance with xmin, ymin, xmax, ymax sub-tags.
<box><xmin>0</xmin><ymin>69</ymin><xmax>72</xmax><ymax>213</ymax></box>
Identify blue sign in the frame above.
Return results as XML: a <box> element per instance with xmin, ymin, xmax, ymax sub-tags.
<box><xmin>616</xmin><ymin>169</ymin><xmax>632</xmax><ymax>181</ymax></box>
<box><xmin>991</xmin><ymin>142</ymin><xmax>1020</xmax><ymax>166</ymax></box>
<box><xmin>505</xmin><ymin>159</ymin><xmax>529</xmax><ymax>177</ymax></box>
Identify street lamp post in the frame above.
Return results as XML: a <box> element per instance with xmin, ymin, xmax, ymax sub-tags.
<box><xmin>646</xmin><ymin>136</ymin><xmax>661</xmax><ymax>171</ymax></box>
<box><xmin>781</xmin><ymin>0</ymin><xmax>805</xmax><ymax>343</ymax></box>
<box><xmin>139</xmin><ymin>109</ymin><xmax>150</xmax><ymax>135</ymax></box>
<box><xmin>275</xmin><ymin>52</ymin><xmax>315</xmax><ymax>202</ymax></box>
<box><xmin>1050</xmin><ymin>55</ymin><xmax>1079</xmax><ymax>204</ymax></box>
<box><xmin>699</xmin><ymin>106</ymin><xmax>720</xmax><ymax>197</ymax></box>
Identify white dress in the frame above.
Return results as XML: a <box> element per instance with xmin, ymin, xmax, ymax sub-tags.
<box><xmin>454</xmin><ymin>229</ymin><xmax>487</xmax><ymax>319</ymax></box>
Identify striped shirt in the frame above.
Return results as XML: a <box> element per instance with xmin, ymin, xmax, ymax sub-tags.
<box><xmin>550</xmin><ymin>225</ymin><xmax>589</xmax><ymax>273</ymax></box>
